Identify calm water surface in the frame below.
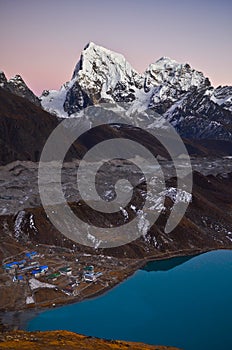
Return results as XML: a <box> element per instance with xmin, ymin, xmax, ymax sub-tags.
<box><xmin>26</xmin><ymin>250</ymin><xmax>232</xmax><ymax>350</ymax></box>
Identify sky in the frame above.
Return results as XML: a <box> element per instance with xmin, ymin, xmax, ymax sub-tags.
<box><xmin>0</xmin><ymin>0</ymin><xmax>231</xmax><ymax>95</ymax></box>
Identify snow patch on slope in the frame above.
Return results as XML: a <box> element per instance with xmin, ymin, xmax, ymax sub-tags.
<box><xmin>41</xmin><ymin>79</ymin><xmax>77</xmax><ymax>118</ymax></box>
<box><xmin>14</xmin><ymin>210</ymin><xmax>26</xmax><ymax>238</ymax></box>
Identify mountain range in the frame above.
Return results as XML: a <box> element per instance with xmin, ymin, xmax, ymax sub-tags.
<box><xmin>40</xmin><ymin>42</ymin><xmax>232</xmax><ymax>143</ymax></box>
<box><xmin>1</xmin><ymin>42</ymin><xmax>231</xmax><ymax>163</ymax></box>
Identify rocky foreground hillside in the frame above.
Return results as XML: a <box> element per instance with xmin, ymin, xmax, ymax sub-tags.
<box><xmin>0</xmin><ymin>330</ymin><xmax>180</xmax><ymax>350</ymax></box>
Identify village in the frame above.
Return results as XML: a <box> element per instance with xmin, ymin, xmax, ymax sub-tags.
<box><xmin>0</xmin><ymin>245</ymin><xmax>141</xmax><ymax>311</ymax></box>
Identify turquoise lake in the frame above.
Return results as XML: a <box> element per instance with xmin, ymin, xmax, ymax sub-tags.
<box><xmin>26</xmin><ymin>250</ymin><xmax>232</xmax><ymax>350</ymax></box>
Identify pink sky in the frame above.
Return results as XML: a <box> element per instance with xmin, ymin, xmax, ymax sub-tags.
<box><xmin>0</xmin><ymin>0</ymin><xmax>231</xmax><ymax>95</ymax></box>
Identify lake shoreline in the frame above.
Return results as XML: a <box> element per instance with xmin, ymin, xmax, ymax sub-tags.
<box><xmin>1</xmin><ymin>246</ymin><xmax>227</xmax><ymax>331</ymax></box>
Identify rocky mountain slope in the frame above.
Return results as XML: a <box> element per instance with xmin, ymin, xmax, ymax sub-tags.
<box><xmin>41</xmin><ymin>42</ymin><xmax>232</xmax><ymax>144</ymax></box>
<box><xmin>0</xmin><ymin>169</ymin><xmax>231</xmax><ymax>263</ymax></box>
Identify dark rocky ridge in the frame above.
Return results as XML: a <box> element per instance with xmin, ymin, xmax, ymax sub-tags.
<box><xmin>0</xmin><ymin>89</ymin><xmax>89</xmax><ymax>165</ymax></box>
<box><xmin>0</xmin><ymin>72</ymin><xmax>40</xmax><ymax>107</ymax></box>
<box><xmin>0</xmin><ymin>88</ymin><xmax>58</xmax><ymax>164</ymax></box>
<box><xmin>0</xmin><ymin>88</ymin><xmax>232</xmax><ymax>167</ymax></box>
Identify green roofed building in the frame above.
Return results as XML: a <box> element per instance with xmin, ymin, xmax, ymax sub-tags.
<box><xmin>46</xmin><ymin>272</ymin><xmax>61</xmax><ymax>281</ymax></box>
<box><xmin>84</xmin><ymin>265</ymin><xmax>94</xmax><ymax>272</ymax></box>
<box><xmin>59</xmin><ymin>266</ymin><xmax>72</xmax><ymax>276</ymax></box>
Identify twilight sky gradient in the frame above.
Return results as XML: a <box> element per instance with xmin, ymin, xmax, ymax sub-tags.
<box><xmin>0</xmin><ymin>0</ymin><xmax>231</xmax><ymax>95</ymax></box>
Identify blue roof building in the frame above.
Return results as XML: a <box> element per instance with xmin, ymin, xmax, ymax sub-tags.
<box><xmin>18</xmin><ymin>259</ymin><xmax>26</xmax><ymax>264</ymax></box>
<box><xmin>25</xmin><ymin>251</ymin><xmax>38</xmax><ymax>259</ymax></box>
<box><xmin>31</xmin><ymin>265</ymin><xmax>48</xmax><ymax>276</ymax></box>
<box><xmin>13</xmin><ymin>275</ymin><xmax>24</xmax><ymax>282</ymax></box>
<box><xmin>3</xmin><ymin>261</ymin><xmax>19</xmax><ymax>269</ymax></box>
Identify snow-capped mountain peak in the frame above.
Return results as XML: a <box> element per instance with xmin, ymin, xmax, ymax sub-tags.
<box><xmin>152</xmin><ymin>56</ymin><xmax>179</xmax><ymax>66</ymax></box>
<box><xmin>41</xmin><ymin>42</ymin><xmax>144</xmax><ymax>116</ymax></box>
<box><xmin>72</xmin><ymin>41</ymin><xmax>137</xmax><ymax>78</ymax></box>
<box><xmin>72</xmin><ymin>41</ymin><xmax>143</xmax><ymax>99</ymax></box>
<box><xmin>145</xmin><ymin>56</ymin><xmax>210</xmax><ymax>91</ymax></box>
